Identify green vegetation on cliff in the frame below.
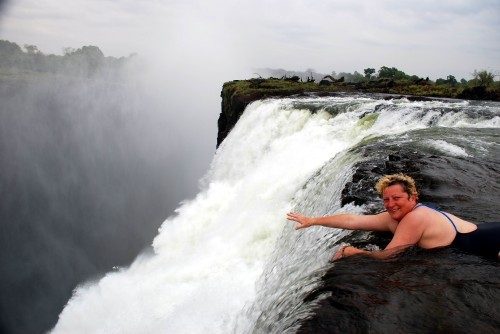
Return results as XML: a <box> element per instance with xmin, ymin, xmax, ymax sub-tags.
<box><xmin>0</xmin><ymin>40</ymin><xmax>134</xmax><ymax>82</ymax></box>
<box><xmin>218</xmin><ymin>74</ymin><xmax>500</xmax><ymax>146</ymax></box>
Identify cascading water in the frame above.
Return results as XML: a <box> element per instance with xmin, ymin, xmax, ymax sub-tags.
<box><xmin>52</xmin><ymin>94</ymin><xmax>500</xmax><ymax>333</ymax></box>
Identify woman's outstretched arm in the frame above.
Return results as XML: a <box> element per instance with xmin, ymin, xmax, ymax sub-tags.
<box><xmin>286</xmin><ymin>211</ymin><xmax>392</xmax><ymax>232</ymax></box>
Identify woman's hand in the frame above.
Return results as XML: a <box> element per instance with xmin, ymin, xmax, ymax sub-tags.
<box><xmin>286</xmin><ymin>212</ymin><xmax>315</xmax><ymax>230</ymax></box>
<box><xmin>333</xmin><ymin>245</ymin><xmax>371</xmax><ymax>261</ymax></box>
<box><xmin>332</xmin><ymin>245</ymin><xmax>349</xmax><ymax>261</ymax></box>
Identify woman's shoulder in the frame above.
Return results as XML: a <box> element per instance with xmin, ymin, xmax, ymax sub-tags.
<box><xmin>403</xmin><ymin>205</ymin><xmax>439</xmax><ymax>224</ymax></box>
<box><xmin>411</xmin><ymin>203</ymin><xmax>442</xmax><ymax>217</ymax></box>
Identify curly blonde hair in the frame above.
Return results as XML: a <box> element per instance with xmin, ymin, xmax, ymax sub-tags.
<box><xmin>375</xmin><ymin>173</ymin><xmax>419</xmax><ymax>200</ymax></box>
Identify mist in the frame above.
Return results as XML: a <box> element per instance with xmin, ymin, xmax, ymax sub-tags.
<box><xmin>0</xmin><ymin>42</ymin><xmax>251</xmax><ymax>333</ymax></box>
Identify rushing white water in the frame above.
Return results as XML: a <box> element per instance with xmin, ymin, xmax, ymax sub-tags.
<box><xmin>52</xmin><ymin>95</ymin><xmax>500</xmax><ymax>334</ymax></box>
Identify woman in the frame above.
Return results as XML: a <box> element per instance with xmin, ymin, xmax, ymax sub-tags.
<box><xmin>287</xmin><ymin>173</ymin><xmax>500</xmax><ymax>260</ymax></box>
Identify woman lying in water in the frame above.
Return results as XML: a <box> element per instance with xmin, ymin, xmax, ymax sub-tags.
<box><xmin>287</xmin><ymin>173</ymin><xmax>500</xmax><ymax>261</ymax></box>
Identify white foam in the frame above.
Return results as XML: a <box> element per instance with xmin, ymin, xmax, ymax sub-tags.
<box><xmin>425</xmin><ymin>139</ymin><xmax>470</xmax><ymax>157</ymax></box>
<box><xmin>51</xmin><ymin>96</ymin><xmax>500</xmax><ymax>333</ymax></box>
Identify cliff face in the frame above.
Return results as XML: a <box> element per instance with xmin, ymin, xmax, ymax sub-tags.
<box><xmin>217</xmin><ymin>78</ymin><xmax>500</xmax><ymax>147</ymax></box>
<box><xmin>218</xmin><ymin>81</ymin><xmax>255</xmax><ymax>147</ymax></box>
<box><xmin>218</xmin><ymin>79</ymin><xmax>320</xmax><ymax>147</ymax></box>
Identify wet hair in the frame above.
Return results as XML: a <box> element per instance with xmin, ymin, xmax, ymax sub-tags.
<box><xmin>375</xmin><ymin>173</ymin><xmax>419</xmax><ymax>200</ymax></box>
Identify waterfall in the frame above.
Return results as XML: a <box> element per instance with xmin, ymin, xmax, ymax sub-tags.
<box><xmin>52</xmin><ymin>95</ymin><xmax>500</xmax><ymax>333</ymax></box>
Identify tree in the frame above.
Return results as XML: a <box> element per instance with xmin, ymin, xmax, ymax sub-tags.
<box><xmin>0</xmin><ymin>40</ymin><xmax>23</xmax><ymax>55</ymax></box>
<box><xmin>24</xmin><ymin>44</ymin><xmax>40</xmax><ymax>54</ymax></box>
<box><xmin>444</xmin><ymin>75</ymin><xmax>458</xmax><ymax>87</ymax></box>
<box><xmin>74</xmin><ymin>45</ymin><xmax>105</xmax><ymax>59</ymax></box>
<box><xmin>364</xmin><ymin>68</ymin><xmax>376</xmax><ymax>79</ymax></box>
<box><xmin>336</xmin><ymin>71</ymin><xmax>365</xmax><ymax>83</ymax></box>
<box><xmin>63</xmin><ymin>45</ymin><xmax>105</xmax><ymax>76</ymax></box>
<box><xmin>435</xmin><ymin>75</ymin><xmax>458</xmax><ymax>87</ymax></box>
<box><xmin>435</xmin><ymin>78</ymin><xmax>446</xmax><ymax>85</ymax></box>
<box><xmin>352</xmin><ymin>71</ymin><xmax>365</xmax><ymax>82</ymax></box>
<box><xmin>472</xmin><ymin>70</ymin><xmax>495</xmax><ymax>87</ymax></box>
<box><xmin>378</xmin><ymin>66</ymin><xmax>408</xmax><ymax>80</ymax></box>
<box><xmin>0</xmin><ymin>39</ymin><xmax>132</xmax><ymax>77</ymax></box>
<box><xmin>0</xmin><ymin>40</ymin><xmax>23</xmax><ymax>67</ymax></box>
<box><xmin>63</xmin><ymin>47</ymin><xmax>75</xmax><ymax>55</ymax></box>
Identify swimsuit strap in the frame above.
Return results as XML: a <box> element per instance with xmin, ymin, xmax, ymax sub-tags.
<box><xmin>414</xmin><ymin>203</ymin><xmax>459</xmax><ymax>233</ymax></box>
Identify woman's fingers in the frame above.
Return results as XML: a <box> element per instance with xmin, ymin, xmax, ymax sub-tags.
<box><xmin>287</xmin><ymin>212</ymin><xmax>311</xmax><ymax>230</ymax></box>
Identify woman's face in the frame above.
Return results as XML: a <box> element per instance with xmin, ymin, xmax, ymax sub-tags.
<box><xmin>383</xmin><ymin>184</ymin><xmax>417</xmax><ymax>221</ymax></box>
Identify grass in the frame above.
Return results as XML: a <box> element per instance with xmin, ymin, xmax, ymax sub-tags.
<box><xmin>222</xmin><ymin>78</ymin><xmax>500</xmax><ymax>106</ymax></box>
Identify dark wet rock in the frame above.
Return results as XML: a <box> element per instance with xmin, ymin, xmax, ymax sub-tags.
<box><xmin>341</xmin><ymin>149</ymin><xmax>500</xmax><ymax>222</ymax></box>
<box><xmin>297</xmin><ymin>248</ymin><xmax>500</xmax><ymax>334</ymax></box>
<box><xmin>300</xmin><ymin>148</ymin><xmax>500</xmax><ymax>331</ymax></box>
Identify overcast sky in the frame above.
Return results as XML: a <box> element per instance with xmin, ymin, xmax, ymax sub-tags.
<box><xmin>1</xmin><ymin>0</ymin><xmax>499</xmax><ymax>81</ymax></box>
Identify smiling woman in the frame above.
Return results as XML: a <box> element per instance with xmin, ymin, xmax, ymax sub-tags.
<box><xmin>287</xmin><ymin>173</ymin><xmax>495</xmax><ymax>260</ymax></box>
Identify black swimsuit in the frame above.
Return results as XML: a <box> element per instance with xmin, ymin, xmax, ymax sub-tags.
<box><xmin>416</xmin><ymin>204</ymin><xmax>500</xmax><ymax>259</ymax></box>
